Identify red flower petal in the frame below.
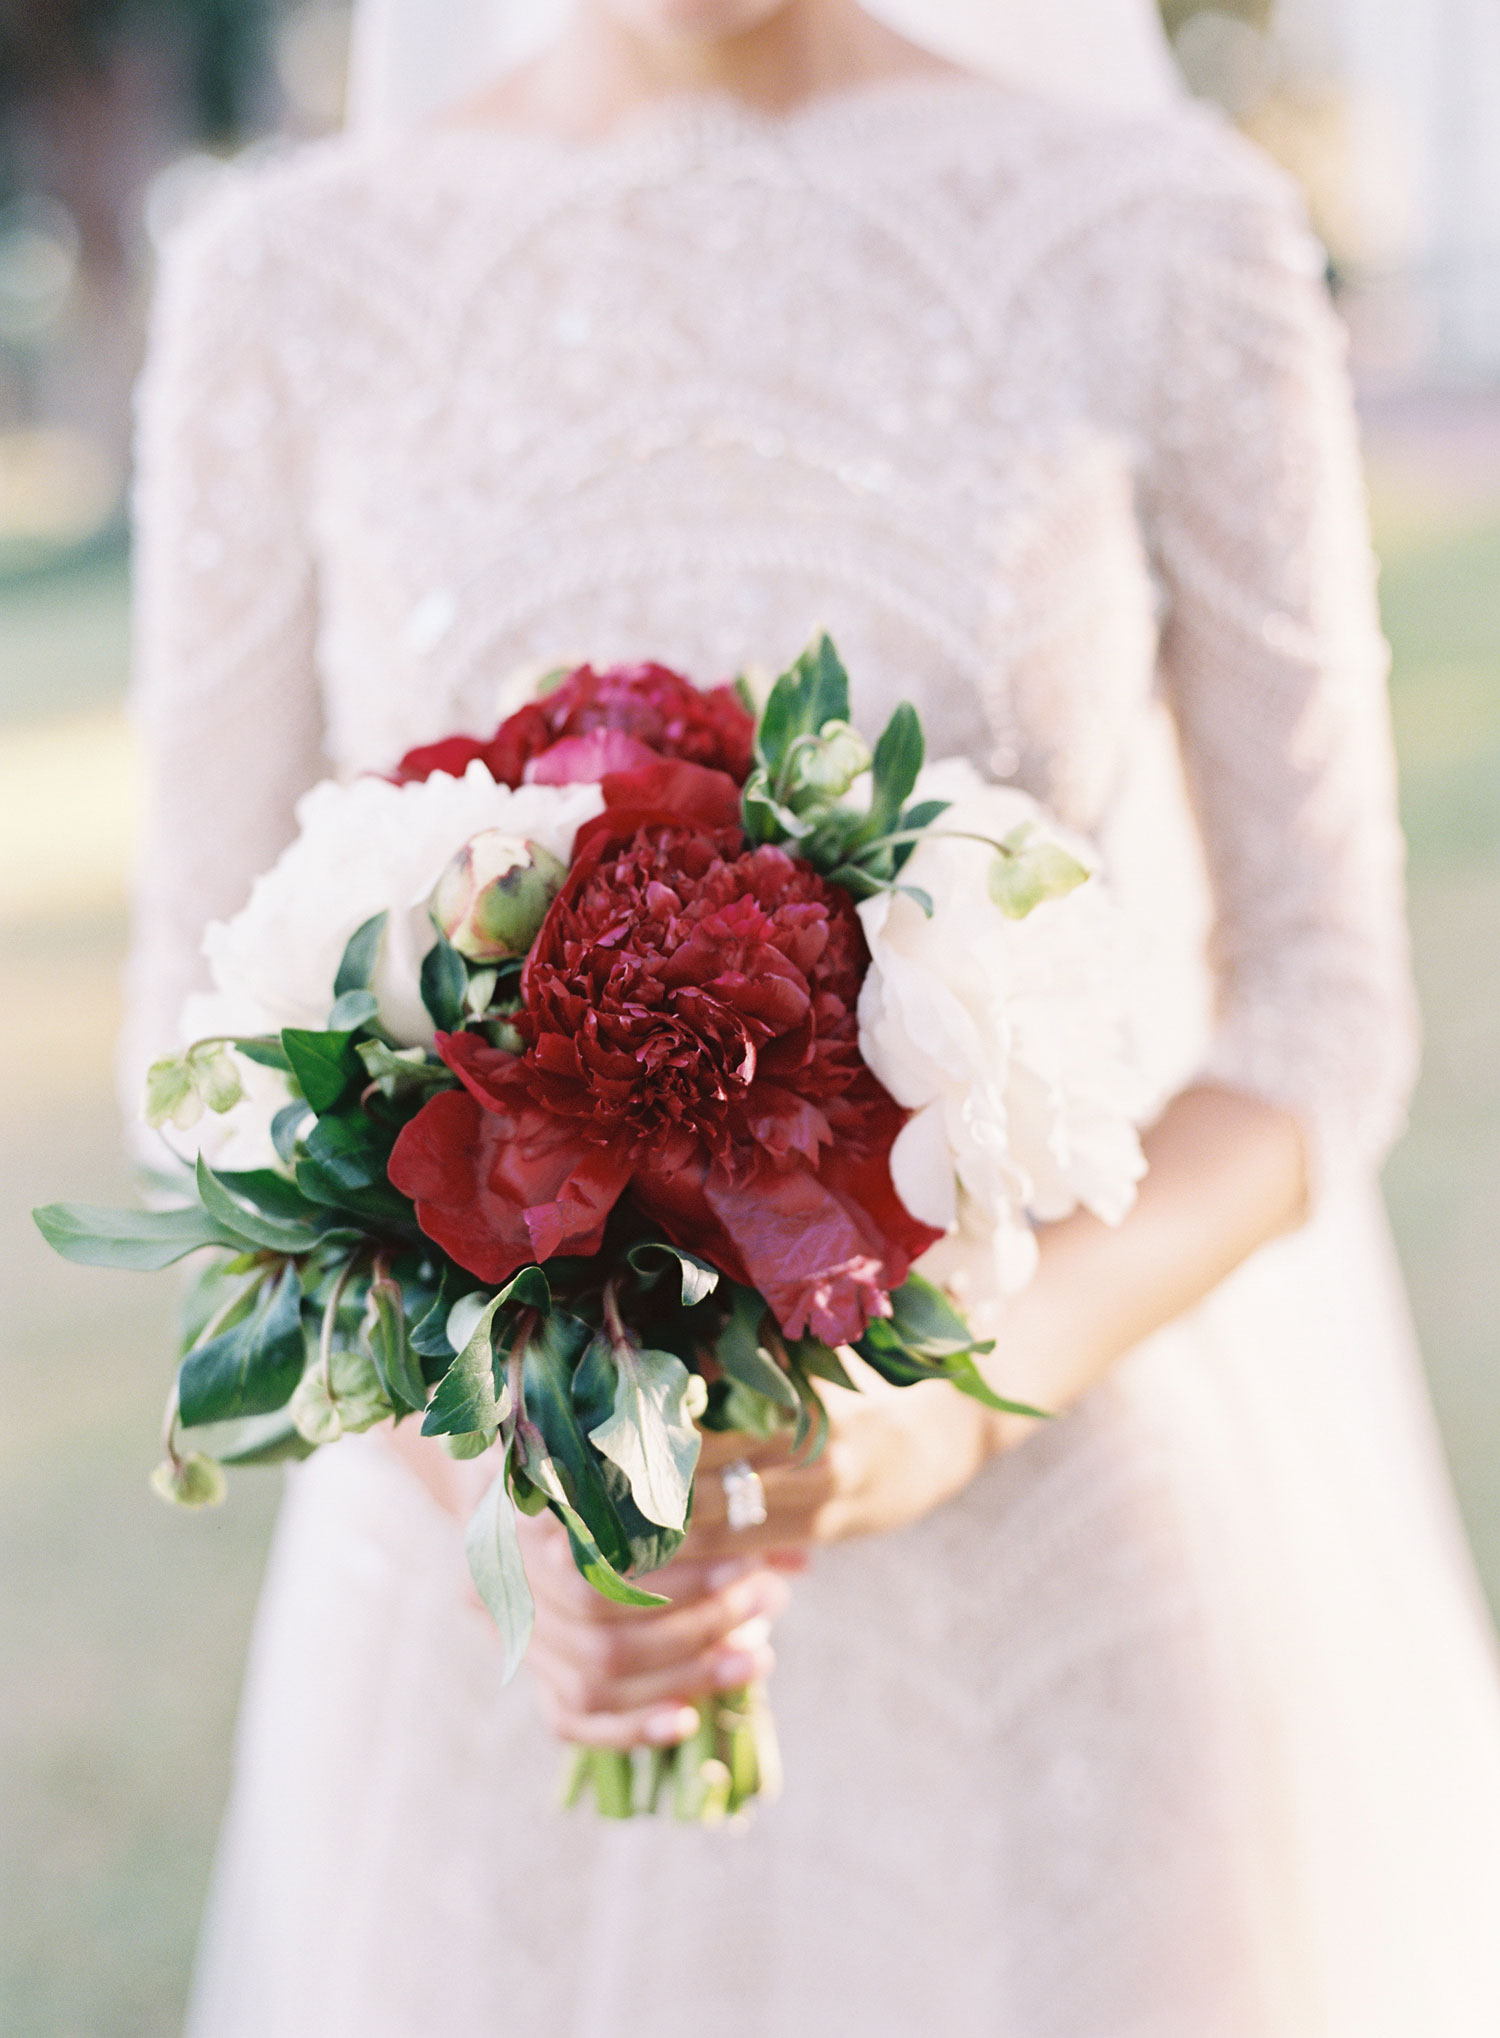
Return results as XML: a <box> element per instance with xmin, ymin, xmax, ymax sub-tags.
<box><xmin>523</xmin><ymin>729</ymin><xmax>662</xmax><ymax>784</ymax></box>
<box><xmin>387</xmin><ymin>735</ymin><xmax>493</xmax><ymax>786</ymax></box>
<box><xmin>388</xmin><ymin>1068</ymin><xmax>630</xmax><ymax>1282</ymax></box>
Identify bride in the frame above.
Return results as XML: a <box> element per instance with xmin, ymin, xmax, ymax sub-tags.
<box><xmin>126</xmin><ymin>0</ymin><xmax>1500</xmax><ymax>2031</ymax></box>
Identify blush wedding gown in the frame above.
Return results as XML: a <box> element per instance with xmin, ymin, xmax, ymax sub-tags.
<box><xmin>125</xmin><ymin>73</ymin><xmax>1500</xmax><ymax>2038</ymax></box>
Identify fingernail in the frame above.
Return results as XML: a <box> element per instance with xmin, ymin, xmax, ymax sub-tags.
<box><xmin>725</xmin><ymin>1615</ymin><xmax>772</xmax><ymax>1653</ymax></box>
<box><xmin>706</xmin><ymin>1558</ymin><xmax>756</xmax><ymax>1592</ymax></box>
<box><xmin>644</xmin><ymin>1706</ymin><xmax>698</xmax><ymax>1746</ymax></box>
<box><xmin>724</xmin><ymin>1572</ymin><xmax>784</xmax><ymax>1619</ymax></box>
<box><xmin>710</xmin><ymin>1649</ymin><xmax>764</xmax><ymax>1689</ymax></box>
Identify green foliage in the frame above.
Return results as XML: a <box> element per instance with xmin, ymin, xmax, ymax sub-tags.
<box><xmin>625</xmin><ymin>1240</ymin><xmax>719</xmax><ymax>1307</ymax></box>
<box><xmin>586</xmin><ymin>1332</ymin><xmax>701</xmax><ymax>1533</ymax></box>
<box><xmin>289</xmin><ymin>1343</ymin><xmax>392</xmax><ymax>1445</ymax></box>
<box><xmin>856</xmin><ymin>1273</ymin><xmax>1051</xmax><ymax>1419</ymax></box>
<box><xmin>193</xmin><ymin>1156</ymin><xmax>327</xmax><ymax>1255</ymax></box>
<box><xmin>420</xmin><ymin>1293</ymin><xmax>507</xmax><ymax>1445</ymax></box>
<box><xmin>419</xmin><ymin>927</ymin><xmax>468</xmax><ymax>1033</ymax></box>
<box><xmin>177</xmin><ymin>1262</ymin><xmax>306</xmax><ymax>1428</ymax></box>
<box><xmin>365</xmin><ymin>1274</ymin><xmax>426</xmax><ymax>1415</ymax></box>
<box><xmin>714</xmin><ymin>1286</ymin><xmax>798</xmax><ymax>1411</ymax></box>
<box><xmin>32</xmin><ymin>1199</ymin><xmax>239</xmax><ymax>1271</ymax></box>
<box><xmin>987</xmin><ymin>824</ymin><xmax>1091</xmax><ymax>920</ymax></box>
<box><xmin>333</xmin><ymin>912</ymin><xmax>388</xmax><ymax>998</ymax></box>
<box><xmin>281</xmin><ymin>1027</ymin><xmax>362</xmax><ymax>1114</ymax></box>
<box><xmin>356</xmin><ymin>1039</ymin><xmax>456</xmax><ymax>1103</ymax></box>
<box><xmin>466</xmin><ymin>1445</ymin><xmax>534</xmax><ymax>1683</ymax></box>
<box><xmin>149</xmin><ymin>1453</ymin><xmax>226</xmax><ymax>1509</ymax></box>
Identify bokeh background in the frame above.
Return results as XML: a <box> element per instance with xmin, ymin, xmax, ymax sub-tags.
<box><xmin>2</xmin><ymin>3</ymin><xmax>1497</xmax><ymax>2030</ymax></box>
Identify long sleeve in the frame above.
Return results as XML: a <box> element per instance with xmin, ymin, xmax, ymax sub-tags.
<box><xmin>1147</xmin><ymin>165</ymin><xmax>1419</xmax><ymax>1189</ymax></box>
<box><xmin>121</xmin><ymin>178</ymin><xmax>327</xmax><ymax>1106</ymax></box>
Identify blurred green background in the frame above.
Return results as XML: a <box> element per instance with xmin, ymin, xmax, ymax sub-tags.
<box><xmin>2</xmin><ymin>2</ymin><xmax>1498</xmax><ymax>2034</ymax></box>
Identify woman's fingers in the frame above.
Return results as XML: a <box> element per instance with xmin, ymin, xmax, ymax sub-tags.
<box><xmin>535</xmin><ymin>1693</ymin><xmax>702</xmax><ymax>1752</ymax></box>
<box><xmin>537</xmin><ymin>1568</ymin><xmax>791</xmax><ymax>1679</ymax></box>
<box><xmin>527</xmin><ymin>1612</ymin><xmax>777</xmax><ymax>1724</ymax></box>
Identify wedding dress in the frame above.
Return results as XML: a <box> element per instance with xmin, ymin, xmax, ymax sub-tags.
<box><xmin>124</xmin><ymin>72</ymin><xmax>1500</xmax><ymax>2037</ymax></box>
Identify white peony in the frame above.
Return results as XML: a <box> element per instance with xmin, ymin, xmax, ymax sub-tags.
<box><xmin>176</xmin><ymin>765</ymin><xmax>604</xmax><ymax>1168</ymax></box>
<box><xmin>857</xmin><ymin>759</ymin><xmax>1147</xmax><ymax>1326</ymax></box>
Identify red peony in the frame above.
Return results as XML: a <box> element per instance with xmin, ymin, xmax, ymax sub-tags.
<box><xmin>388</xmin><ymin>773</ymin><xmax>939</xmax><ymax>1344</ymax></box>
<box><xmin>390</xmin><ymin>662</ymin><xmax>756</xmax><ymax>791</ymax></box>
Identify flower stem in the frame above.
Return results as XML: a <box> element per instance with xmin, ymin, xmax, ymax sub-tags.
<box><xmin>558</xmin><ymin>1686</ymin><xmax>781</xmax><ymax>1823</ymax></box>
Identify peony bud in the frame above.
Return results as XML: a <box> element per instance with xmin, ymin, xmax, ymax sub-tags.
<box><xmin>429</xmin><ymin>831</ymin><xmax>567</xmax><ymax>962</ymax></box>
<box><xmin>787</xmin><ymin>720</ymin><xmax>873</xmax><ymax>802</ymax></box>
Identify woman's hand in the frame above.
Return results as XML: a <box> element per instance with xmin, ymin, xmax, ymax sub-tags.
<box><xmin>517</xmin><ymin>1502</ymin><xmax>803</xmax><ymax>1750</ymax></box>
<box><xmin>678</xmin><ymin>1374</ymin><xmax>1007</xmax><ymax>1569</ymax></box>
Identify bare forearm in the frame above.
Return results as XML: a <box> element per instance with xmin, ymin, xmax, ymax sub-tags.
<box><xmin>985</xmin><ymin>1085</ymin><xmax>1308</xmax><ymax>1438</ymax></box>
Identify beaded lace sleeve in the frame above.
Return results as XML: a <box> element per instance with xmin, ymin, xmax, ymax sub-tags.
<box><xmin>121</xmin><ymin>188</ymin><xmax>325</xmax><ymax>1105</ymax></box>
<box><xmin>1148</xmin><ymin>173</ymin><xmax>1419</xmax><ymax>1186</ymax></box>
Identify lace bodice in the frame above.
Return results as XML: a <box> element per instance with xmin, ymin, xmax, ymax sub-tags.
<box><xmin>125</xmin><ymin>74</ymin><xmax>1416</xmax><ymax>1183</ymax></box>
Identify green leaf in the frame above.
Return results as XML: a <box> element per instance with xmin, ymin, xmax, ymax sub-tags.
<box><xmin>587</xmin><ymin>1334</ymin><xmax>701</xmax><ymax>1532</ymax></box>
<box><xmin>188</xmin><ymin>1043</ymin><xmax>244</xmax><ymax>1114</ymax></box>
<box><xmin>179</xmin><ymin>1405</ymin><xmax>316</xmax><ymax>1466</ymax></box>
<box><xmin>899</xmin><ymin>796</ymin><xmax>950</xmax><ymax>833</ymax></box>
<box><xmin>595</xmin><ymin>1454</ymin><xmax>687</xmax><ymax>1577</ymax></box>
<box><xmin>419</xmin><ymin>927</ymin><xmax>468</xmax><ymax>1033</ymax></box>
<box><xmin>290</xmin><ymin>1342</ymin><xmax>393</xmax><ymax>1444</ymax></box>
<box><xmin>523</xmin><ymin>1312</ymin><xmax>636</xmax><ymax>1577</ymax></box>
<box><xmin>281</xmin><ymin>1028</ymin><xmax>362</xmax><ymax>1113</ymax></box>
<box><xmin>625</xmin><ymin>1241</ymin><xmax>719</xmax><ymax>1308</ymax></box>
<box><xmin>714</xmin><ymin>1287</ymin><xmax>798</xmax><ymax>1410</ymax></box>
<box><xmin>784</xmin><ymin>1357</ymin><xmax>831</xmax><ymax>1460</ymax></box>
<box><xmin>942</xmin><ymin>1353</ymin><xmax>1053</xmax><ymax>1421</ymax></box>
<box><xmin>741</xmin><ymin>769</ymin><xmax>814</xmax><ymax>846</ymax></box>
<box><xmin>178</xmin><ymin>1263</ymin><xmax>306</xmax><ymax>1426</ymax></box>
<box><xmin>884</xmin><ymin>1272</ymin><xmax>987</xmax><ymax>1358</ymax></box>
<box><xmin>195</xmin><ymin>1156</ymin><xmax>325</xmax><ymax>1254</ymax></box>
<box><xmin>271</xmin><ymin>1102</ymin><xmax>311</xmax><ymax>1165</ymax></box>
<box><xmin>366</xmin><ymin>1276</ymin><xmax>427</xmax><ymax>1414</ymax></box>
<box><xmin>709</xmin><ymin>1376</ymin><xmax>792</xmax><ymax>1441</ymax></box>
<box><xmin>327</xmin><ymin>988</ymin><xmax>379</xmax><ymax>1032</ymax></box>
<box><xmin>756</xmin><ymin>631</ymin><xmax>852</xmax><ymax>780</ymax></box>
<box><xmin>421</xmin><ymin>1294</ymin><xmax>506</xmax><ymax>1440</ymax></box>
<box><xmin>143</xmin><ymin>1054</ymin><xmax>201</xmax><ymax>1131</ymax></box>
<box><xmin>787</xmin><ymin>1338</ymin><xmax>857</xmax><ymax>1392</ymax></box>
<box><xmin>857</xmin><ymin>700</ymin><xmax>924</xmax><ymax>842</ymax></box>
<box><xmin>571</xmin><ymin>1331</ymin><xmax>616</xmax><ymax>1433</ymax></box>
<box><xmin>410</xmin><ymin>1277</ymin><xmax>459</xmax><ymax>1362</ymax></box>
<box><xmin>213</xmin><ymin>1168</ymin><xmax>321</xmax><ymax>1223</ymax></box>
<box><xmin>296</xmin><ymin>1113</ymin><xmax>413</xmax><ymax>1228</ymax></box>
<box><xmin>465</xmin><ymin>1443</ymin><xmax>534</xmax><ymax>1682</ymax></box>
<box><xmin>334</xmin><ymin>911</ymin><xmax>388</xmax><ymax>998</ymax></box>
<box><xmin>499</xmin><ymin>1265</ymin><xmax>551</xmax><ymax>1314</ymax></box>
<box><xmin>523</xmin><ymin>1445</ymin><xmax>670</xmax><ymax>1609</ymax></box>
<box><xmin>988</xmin><ymin>830</ymin><xmax>1091</xmax><ymax>920</ymax></box>
<box><xmin>356</xmin><ymin>1039</ymin><xmax>455</xmax><ymax>1102</ymax></box>
<box><xmin>32</xmin><ymin>1200</ymin><xmax>239</xmax><ymax>1272</ymax></box>
<box><xmin>233</xmin><ymin>1036</ymin><xmax>294</xmax><ymax>1073</ymax></box>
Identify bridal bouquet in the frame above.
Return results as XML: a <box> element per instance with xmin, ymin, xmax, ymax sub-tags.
<box><xmin>35</xmin><ymin>635</ymin><xmax>1145</xmax><ymax>1820</ymax></box>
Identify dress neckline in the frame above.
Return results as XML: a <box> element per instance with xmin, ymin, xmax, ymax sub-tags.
<box><xmin>404</xmin><ymin>69</ymin><xmax>1024</xmax><ymax>168</ymax></box>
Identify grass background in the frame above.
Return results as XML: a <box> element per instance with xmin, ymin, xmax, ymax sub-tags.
<box><xmin>1</xmin><ymin>427</ymin><xmax>1497</xmax><ymax>2035</ymax></box>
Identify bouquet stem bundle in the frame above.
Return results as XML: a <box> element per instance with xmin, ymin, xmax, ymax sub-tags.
<box><xmin>561</xmin><ymin>1684</ymin><xmax>780</xmax><ymax>1822</ymax></box>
